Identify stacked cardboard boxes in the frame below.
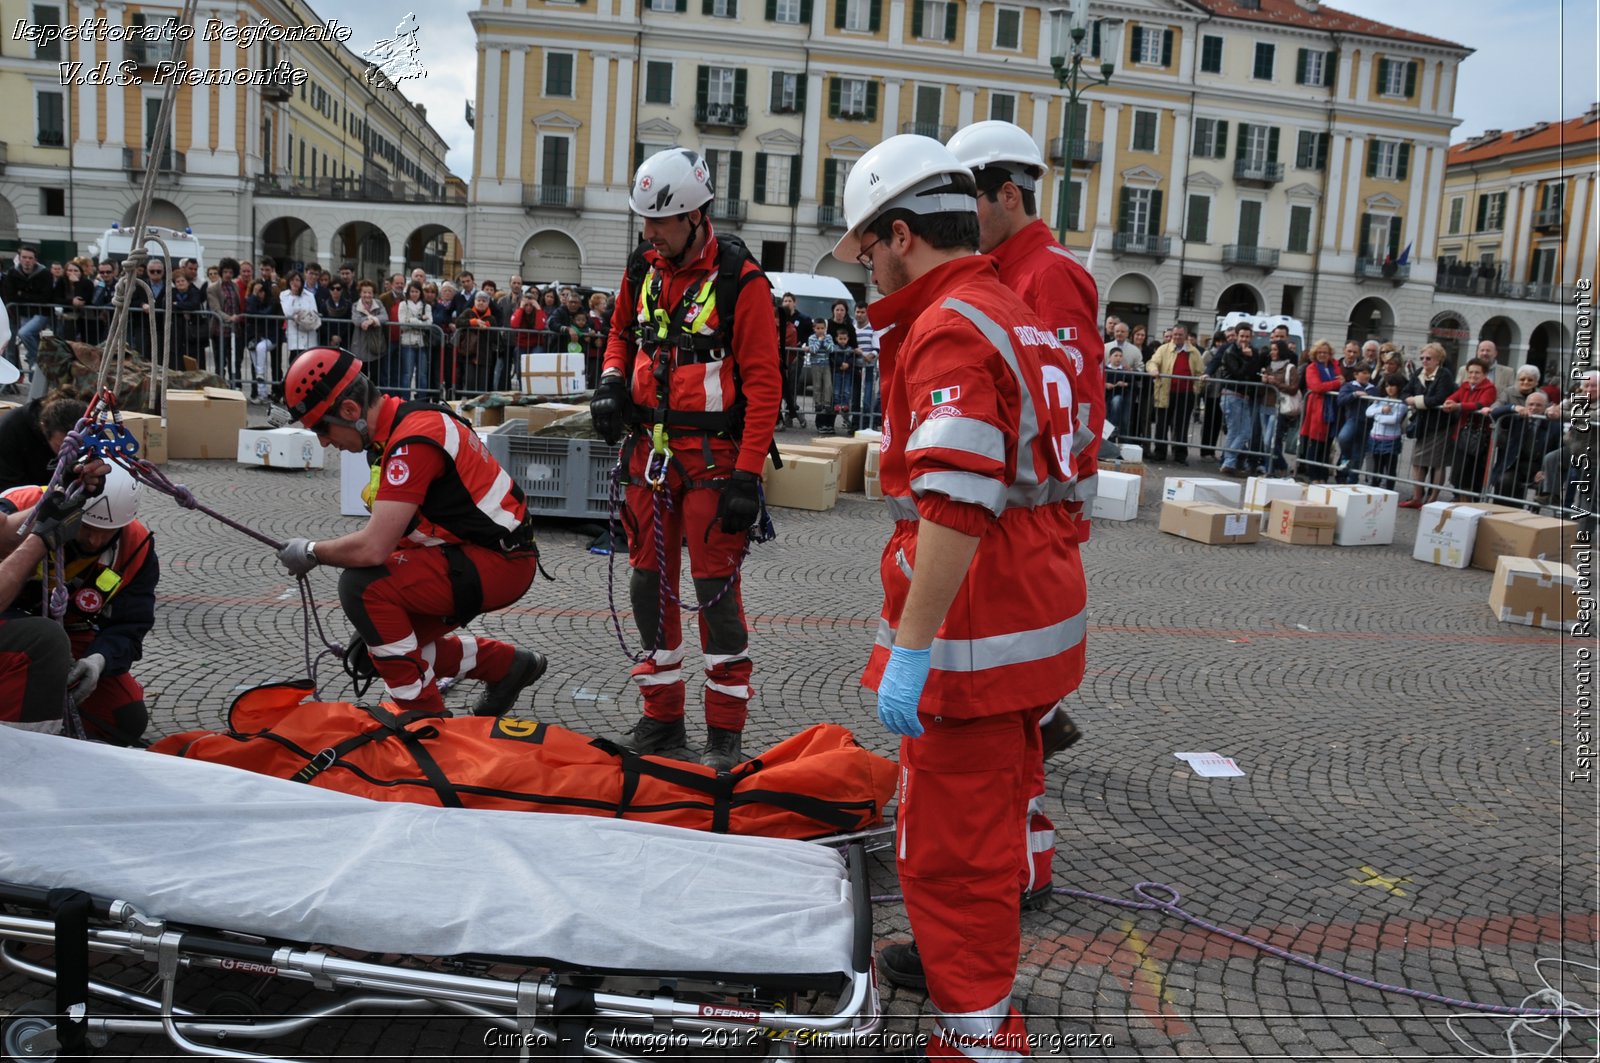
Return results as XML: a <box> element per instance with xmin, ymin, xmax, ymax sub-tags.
<box><xmin>1470</xmin><ymin>511</ymin><xmax>1573</xmax><ymax>571</ymax></box>
<box><xmin>1244</xmin><ymin>477</ymin><xmax>1305</xmax><ymax>528</ymax></box>
<box><xmin>1163</xmin><ymin>477</ymin><xmax>1244</xmax><ymax>507</ymax></box>
<box><xmin>1411</xmin><ymin>502</ymin><xmax>1519</xmax><ymax>569</ymax></box>
<box><xmin>1304</xmin><ymin>485</ymin><xmax>1399</xmax><ymax>546</ymax></box>
<box><xmin>1090</xmin><ymin>470</ymin><xmax>1141</xmax><ymax>521</ymax></box>
<box><xmin>167</xmin><ymin>388</ymin><xmax>247</xmax><ymax>459</ymax></box>
<box><xmin>803</xmin><ymin>436</ymin><xmax>870</xmax><ymax>493</ymax></box>
<box><xmin>1263</xmin><ymin>500</ymin><xmax>1335</xmax><ymax>546</ymax></box>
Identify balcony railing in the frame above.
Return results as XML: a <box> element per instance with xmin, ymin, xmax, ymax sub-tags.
<box><xmin>710</xmin><ymin>197</ymin><xmax>747</xmax><ymax>222</ymax></box>
<box><xmin>123</xmin><ymin>147</ymin><xmax>185</xmax><ymax>177</ymax></box>
<box><xmin>1532</xmin><ymin>207</ymin><xmax>1562</xmax><ymax>231</ymax></box>
<box><xmin>694</xmin><ymin>102</ymin><xmax>748</xmax><ymax>129</ymax></box>
<box><xmin>36</xmin><ymin>130</ymin><xmax>64</xmax><ymax>148</ymax></box>
<box><xmin>126</xmin><ymin>39</ymin><xmax>179</xmax><ymax>67</ymax></box>
<box><xmin>1048</xmin><ymin>137</ymin><xmax>1103</xmax><ymax>164</ymax></box>
<box><xmin>1502</xmin><ymin>281</ymin><xmax>1572</xmax><ymax>303</ymax></box>
<box><xmin>1355</xmin><ymin>257</ymin><xmax>1410</xmax><ymax>282</ymax></box>
<box><xmin>900</xmin><ymin>121</ymin><xmax>955</xmax><ymax>140</ymax></box>
<box><xmin>817</xmin><ymin>203</ymin><xmax>846</xmax><ymax>229</ymax></box>
<box><xmin>253</xmin><ymin>175</ymin><xmax>465</xmax><ymax>204</ymax></box>
<box><xmin>523</xmin><ymin>184</ymin><xmax>583</xmax><ymax>211</ymax></box>
<box><xmin>1221</xmin><ymin>245</ymin><xmax>1280</xmax><ymax>269</ymax></box>
<box><xmin>1112</xmin><ymin>232</ymin><xmax>1171</xmax><ymax>258</ymax></box>
<box><xmin>1234</xmin><ymin>158</ymin><xmax>1285</xmax><ymax>184</ymax></box>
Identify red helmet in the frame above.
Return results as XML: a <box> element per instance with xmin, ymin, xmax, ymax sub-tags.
<box><xmin>284</xmin><ymin>348</ymin><xmax>364</xmax><ymax>428</ymax></box>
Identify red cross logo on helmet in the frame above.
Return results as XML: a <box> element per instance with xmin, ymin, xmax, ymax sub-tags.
<box><xmin>639</xmin><ymin>175</ymin><xmax>653</xmax><ymax>191</ymax></box>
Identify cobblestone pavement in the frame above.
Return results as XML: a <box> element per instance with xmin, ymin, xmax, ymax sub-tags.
<box><xmin>3</xmin><ymin>436</ymin><xmax>1593</xmax><ymax>1061</ymax></box>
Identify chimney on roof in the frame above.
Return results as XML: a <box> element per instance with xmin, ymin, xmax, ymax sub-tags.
<box><xmin>1294</xmin><ymin>0</ymin><xmax>1321</xmax><ymax>10</ymax></box>
<box><xmin>1586</xmin><ymin>102</ymin><xmax>1600</xmax><ymax>123</ymax></box>
<box><xmin>1482</xmin><ymin>129</ymin><xmax>1501</xmax><ymax>140</ymax></box>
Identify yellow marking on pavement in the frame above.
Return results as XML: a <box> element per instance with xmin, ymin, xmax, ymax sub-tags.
<box><xmin>1350</xmin><ymin>866</ymin><xmax>1410</xmax><ymax>896</ymax></box>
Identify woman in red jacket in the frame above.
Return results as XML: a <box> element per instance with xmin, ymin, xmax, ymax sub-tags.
<box><xmin>1297</xmin><ymin>340</ymin><xmax>1343</xmax><ymax>482</ymax></box>
<box><xmin>1443</xmin><ymin>357</ymin><xmax>1498</xmax><ymax>495</ymax></box>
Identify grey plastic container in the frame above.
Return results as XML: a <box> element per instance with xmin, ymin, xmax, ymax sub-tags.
<box><xmin>485</xmin><ymin>420</ymin><xmax>623</xmax><ymax>519</ymax></box>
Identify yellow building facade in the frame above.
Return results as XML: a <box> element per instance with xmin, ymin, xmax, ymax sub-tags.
<box><xmin>1430</xmin><ymin>106</ymin><xmax>1597</xmax><ymax>377</ymax></box>
<box><xmin>0</xmin><ymin>0</ymin><xmax>456</xmax><ymax>279</ymax></box>
<box><xmin>469</xmin><ymin>0</ymin><xmax>1470</xmax><ymax>351</ymax></box>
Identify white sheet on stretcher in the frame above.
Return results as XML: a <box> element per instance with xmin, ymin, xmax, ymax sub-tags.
<box><xmin>0</xmin><ymin>726</ymin><xmax>856</xmax><ymax>977</ymax></box>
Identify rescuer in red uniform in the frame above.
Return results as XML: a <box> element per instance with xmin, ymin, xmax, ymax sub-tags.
<box><xmin>277</xmin><ymin>349</ymin><xmax>547</xmax><ymax>717</ymax></box>
<box><xmin>835</xmin><ymin>135</ymin><xmax>1089</xmax><ymax>1061</ymax></box>
<box><xmin>590</xmin><ymin>148</ymin><xmax>781</xmax><ymax>772</ymax></box>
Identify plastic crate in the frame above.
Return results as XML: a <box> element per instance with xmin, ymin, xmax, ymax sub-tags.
<box><xmin>486</xmin><ymin>420</ymin><xmax>623</xmax><ymax>519</ymax></box>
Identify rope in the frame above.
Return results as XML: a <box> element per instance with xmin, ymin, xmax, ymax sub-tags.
<box><xmin>602</xmin><ymin>441</ymin><xmax>774</xmax><ymax>665</ymax></box>
<box><xmin>869</xmin><ymin>881</ymin><xmax>1600</xmax><ymax>1027</ymax></box>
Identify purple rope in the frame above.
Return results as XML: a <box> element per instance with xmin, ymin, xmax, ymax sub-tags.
<box><xmin>869</xmin><ymin>882</ymin><xmax>1598</xmax><ymax>1019</ymax></box>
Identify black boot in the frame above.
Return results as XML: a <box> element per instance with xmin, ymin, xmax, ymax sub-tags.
<box><xmin>618</xmin><ymin>715</ymin><xmax>691</xmax><ymax>758</ymax></box>
<box><xmin>878</xmin><ymin>942</ymin><xmax>926</xmax><ymax>991</ymax></box>
<box><xmin>471</xmin><ymin>650</ymin><xmax>548</xmax><ymax>717</ymax></box>
<box><xmin>702</xmin><ymin>727</ymin><xmax>745</xmax><ymax>772</ymax></box>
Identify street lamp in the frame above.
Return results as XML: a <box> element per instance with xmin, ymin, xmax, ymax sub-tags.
<box><xmin>1049</xmin><ymin>1</ymin><xmax>1121</xmax><ymax>244</ymax></box>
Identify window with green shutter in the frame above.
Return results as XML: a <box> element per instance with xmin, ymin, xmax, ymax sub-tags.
<box><xmin>1287</xmin><ymin>205</ymin><xmax>1312</xmax><ymax>253</ymax></box>
<box><xmin>1184</xmin><ymin>193</ymin><xmax>1210</xmax><ymax>243</ymax></box>
<box><xmin>1200</xmin><ymin>34</ymin><xmax>1222</xmax><ymax>74</ymax></box>
<box><xmin>545</xmin><ymin>52</ymin><xmax>575</xmax><ymax>97</ymax></box>
<box><xmin>1294</xmin><ymin>130</ymin><xmax>1328</xmax><ymax>170</ymax></box>
<box><xmin>770</xmin><ymin>70</ymin><xmax>804</xmax><ymax>113</ymax></box>
<box><xmin>703</xmin><ymin>0</ymin><xmax>736</xmax><ymax>15</ymax></box>
<box><xmin>1252</xmin><ymin>42</ymin><xmax>1274</xmax><ymax>80</ymax></box>
<box><xmin>644</xmin><ymin>61</ymin><xmax>674</xmax><ymax>105</ymax></box>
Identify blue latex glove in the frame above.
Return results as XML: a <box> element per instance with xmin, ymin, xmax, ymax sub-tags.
<box><xmin>876</xmin><ymin>645</ymin><xmax>931</xmax><ymax>738</ymax></box>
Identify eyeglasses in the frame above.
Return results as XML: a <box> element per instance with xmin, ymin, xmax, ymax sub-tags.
<box><xmin>855</xmin><ymin>236</ymin><xmax>883</xmax><ymax>270</ymax></box>
<box><xmin>1420</xmin><ymin>355</ymin><xmax>1436</xmax><ymax>363</ymax></box>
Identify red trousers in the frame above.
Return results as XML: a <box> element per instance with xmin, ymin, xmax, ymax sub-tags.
<box><xmin>337</xmin><ymin>543</ymin><xmax>538</xmax><ymax>714</ymax></box>
<box><xmin>622</xmin><ymin>435</ymin><xmax>753</xmax><ymax>731</ymax></box>
<box><xmin>0</xmin><ymin>618</ymin><xmax>145</xmax><ymax>744</ymax></box>
<box><xmin>898</xmin><ymin>706</ymin><xmax>1046</xmax><ymax>1060</ymax></box>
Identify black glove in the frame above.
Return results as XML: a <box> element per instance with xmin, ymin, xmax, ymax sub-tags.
<box><xmin>31</xmin><ymin>489</ymin><xmax>87</xmax><ymax>551</ymax></box>
<box><xmin>716</xmin><ymin>470</ymin><xmax>762</xmax><ymax>534</ymax></box>
<box><xmin>590</xmin><ymin>375</ymin><xmax>630</xmax><ymax>446</ymax></box>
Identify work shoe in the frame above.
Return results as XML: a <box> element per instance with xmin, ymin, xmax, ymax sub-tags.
<box><xmin>1041</xmin><ymin>712</ymin><xmax>1083</xmax><ymax>759</ymax></box>
<box><xmin>618</xmin><ymin>715</ymin><xmax>691</xmax><ymax>758</ymax></box>
<box><xmin>878</xmin><ymin>942</ymin><xmax>927</xmax><ymax>992</ymax></box>
<box><xmin>1021</xmin><ymin>884</ymin><xmax>1054</xmax><ymax>912</ymax></box>
<box><xmin>471</xmin><ymin>650</ymin><xmax>548</xmax><ymax>717</ymax></box>
<box><xmin>702</xmin><ymin>727</ymin><xmax>745</xmax><ymax>772</ymax></box>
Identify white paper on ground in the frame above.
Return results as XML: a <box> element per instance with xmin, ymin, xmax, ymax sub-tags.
<box><xmin>1174</xmin><ymin>751</ymin><xmax>1246</xmax><ymax>777</ymax></box>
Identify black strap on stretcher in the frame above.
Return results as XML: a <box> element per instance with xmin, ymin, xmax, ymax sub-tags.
<box><xmin>590</xmin><ymin>738</ymin><xmax>868</xmax><ymax>835</ymax></box>
<box><xmin>275</xmin><ymin>705</ymin><xmax>463</xmax><ymax>809</ymax></box>
<box><xmin>47</xmin><ymin>887</ymin><xmax>91</xmax><ymax>1060</ymax></box>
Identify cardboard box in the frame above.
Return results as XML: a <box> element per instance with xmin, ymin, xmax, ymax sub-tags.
<box><xmin>1263</xmin><ymin>500</ymin><xmax>1336</xmax><ymax>546</ymax></box>
<box><xmin>1163</xmin><ymin>476</ymin><xmax>1243</xmax><ymax>507</ymax></box>
<box><xmin>1119</xmin><ymin>443</ymin><xmax>1143</xmax><ymax>463</ymax></box>
<box><xmin>518</xmin><ymin>353</ymin><xmax>587</xmax><ymax>396</ymax></box>
<box><xmin>237</xmin><ymin>427</ymin><xmax>326</xmax><ymax>470</ymax></box>
<box><xmin>505</xmin><ymin>402</ymin><xmax>587</xmax><ymax>432</ymax></box>
<box><xmin>1090</xmin><ymin>470</ymin><xmax>1141</xmax><ymax>521</ymax></box>
<box><xmin>1244</xmin><ymin>477</ymin><xmax>1305</xmax><ymax>526</ymax></box>
<box><xmin>166</xmin><ymin>387</ymin><xmax>247</xmax><ymax>460</ymax></box>
<box><xmin>806</xmin><ymin>435</ymin><xmax>870</xmax><ymax>493</ymax></box>
<box><xmin>119</xmin><ymin>412</ymin><xmax>167</xmax><ymax>465</ymax></box>
<box><xmin>340</xmin><ymin>450</ymin><xmax>373</xmax><ymax>517</ymax></box>
<box><xmin>1471</xmin><ymin>511</ymin><xmax>1574</xmax><ymax>571</ymax></box>
<box><xmin>1304</xmin><ymin>484</ymin><xmax>1399</xmax><ymax>546</ymax></box>
<box><xmin>1489</xmin><ymin>556</ymin><xmax>1579</xmax><ymax>631</ymax></box>
<box><xmin>1413</xmin><ymin>502</ymin><xmax>1500</xmax><ymax>569</ymax></box>
<box><xmin>777</xmin><ymin>443</ymin><xmax>845</xmax><ymax>479</ymax></box>
<box><xmin>864</xmin><ymin>474</ymin><xmax>883</xmax><ymax>500</ymax></box>
<box><xmin>853</xmin><ymin>429</ymin><xmax>883</xmax><ymax>442</ymax></box>
<box><xmin>1159</xmin><ymin>500</ymin><xmax>1260</xmax><ymax>545</ymax></box>
<box><xmin>864</xmin><ymin>444</ymin><xmax>880</xmax><ymax>476</ymax></box>
<box><xmin>763</xmin><ymin>455</ymin><xmax>838</xmax><ymax>511</ymax></box>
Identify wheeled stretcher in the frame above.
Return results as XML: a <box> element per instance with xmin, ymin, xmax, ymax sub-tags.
<box><xmin>0</xmin><ymin>726</ymin><xmax>881</xmax><ymax>1060</ymax></box>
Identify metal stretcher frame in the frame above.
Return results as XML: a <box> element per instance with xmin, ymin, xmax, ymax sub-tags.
<box><xmin>0</xmin><ymin>727</ymin><xmax>882</xmax><ymax>1060</ymax></box>
<box><xmin>0</xmin><ymin>851</ymin><xmax>879</xmax><ymax>1061</ymax></box>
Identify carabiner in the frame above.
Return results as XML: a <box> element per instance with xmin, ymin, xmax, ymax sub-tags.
<box><xmin>643</xmin><ymin>448</ymin><xmax>670</xmax><ymax>489</ymax></box>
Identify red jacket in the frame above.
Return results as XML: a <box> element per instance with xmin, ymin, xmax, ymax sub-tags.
<box><xmin>1300</xmin><ymin>358</ymin><xmax>1343</xmax><ymax>441</ymax></box>
<box><xmin>369</xmin><ymin>396</ymin><xmax>528</xmax><ymax>549</ymax></box>
<box><xmin>1447</xmin><ymin>378</ymin><xmax>1498</xmax><ymax>438</ymax></box>
<box><xmin>987</xmin><ymin>219</ymin><xmax>1102</xmax><ymax>536</ymax></box>
<box><xmin>862</xmin><ymin>256</ymin><xmax>1087</xmax><ymax>716</ymax></box>
<box><xmin>601</xmin><ymin>226</ymin><xmax>781</xmax><ymax>476</ymax></box>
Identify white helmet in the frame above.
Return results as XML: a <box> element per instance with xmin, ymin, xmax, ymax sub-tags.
<box><xmin>831</xmin><ymin>135</ymin><xmax>976</xmax><ymax>263</ymax></box>
<box><xmin>81</xmin><ymin>463</ymin><xmax>141</xmax><ymax>530</ymax></box>
<box><xmin>946</xmin><ymin>120</ymin><xmax>1045</xmax><ymax>190</ymax></box>
<box><xmin>629</xmin><ymin>148</ymin><xmax>715</xmax><ymax>218</ymax></box>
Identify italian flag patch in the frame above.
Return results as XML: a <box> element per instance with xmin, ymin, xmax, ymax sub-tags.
<box><xmin>1057</xmin><ymin>326</ymin><xmax>1077</xmax><ymax>342</ymax></box>
<box><xmin>929</xmin><ymin>385</ymin><xmax>961</xmax><ymax>405</ymax></box>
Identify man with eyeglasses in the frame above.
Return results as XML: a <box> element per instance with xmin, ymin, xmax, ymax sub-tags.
<box><xmin>832</xmin><ymin>135</ymin><xmax>1087</xmax><ymax>1057</ymax></box>
<box><xmin>273</xmin><ymin>348</ymin><xmax>548</xmax><ymax>718</ymax></box>
<box><xmin>2</xmin><ymin>246</ymin><xmax>64</xmax><ymax>398</ymax></box>
<box><xmin>87</xmin><ymin>261</ymin><xmax>118</xmax><ymax>347</ymax></box>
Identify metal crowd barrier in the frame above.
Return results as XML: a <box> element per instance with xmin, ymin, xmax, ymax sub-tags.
<box><xmin>781</xmin><ymin>345</ymin><xmax>881</xmax><ymax>434</ymax></box>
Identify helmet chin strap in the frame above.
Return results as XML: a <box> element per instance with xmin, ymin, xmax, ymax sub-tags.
<box><xmin>668</xmin><ymin>210</ymin><xmax>706</xmax><ymax>267</ymax></box>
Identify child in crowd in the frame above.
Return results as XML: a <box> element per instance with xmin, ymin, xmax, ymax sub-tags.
<box><xmin>1364</xmin><ymin>373</ymin><xmax>1408</xmax><ymax>489</ymax></box>
<box><xmin>1104</xmin><ymin>347</ymin><xmax>1133</xmax><ymax>436</ymax></box>
<box><xmin>804</xmin><ymin>318</ymin><xmax>837</xmax><ymax>434</ymax></box>
<box><xmin>1334</xmin><ymin>364</ymin><xmax>1377</xmax><ymax>483</ymax></box>
<box><xmin>833</xmin><ymin>328</ymin><xmax>856</xmax><ymax>432</ymax></box>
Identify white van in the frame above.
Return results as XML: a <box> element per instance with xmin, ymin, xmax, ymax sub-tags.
<box><xmin>87</xmin><ymin>224</ymin><xmax>205</xmax><ymax>274</ymax></box>
<box><xmin>766</xmin><ymin>271</ymin><xmax>855</xmax><ymax>323</ymax></box>
<box><xmin>1214</xmin><ymin>312</ymin><xmax>1304</xmax><ymax>352</ymax></box>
